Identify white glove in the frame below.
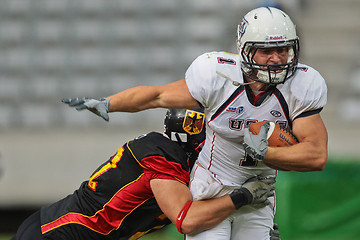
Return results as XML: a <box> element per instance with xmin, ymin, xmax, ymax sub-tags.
<box><xmin>230</xmin><ymin>176</ymin><xmax>275</xmax><ymax>209</ymax></box>
<box><xmin>62</xmin><ymin>97</ymin><xmax>110</xmax><ymax>121</ymax></box>
<box><xmin>270</xmin><ymin>223</ymin><xmax>281</xmax><ymax>240</ymax></box>
<box><xmin>243</xmin><ymin>121</ymin><xmax>270</xmax><ymax>161</ymax></box>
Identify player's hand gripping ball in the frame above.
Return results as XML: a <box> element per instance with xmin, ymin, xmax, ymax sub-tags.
<box><xmin>249</xmin><ymin>121</ymin><xmax>299</xmax><ymax>147</ymax></box>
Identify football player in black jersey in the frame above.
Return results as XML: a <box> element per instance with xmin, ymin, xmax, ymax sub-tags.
<box><xmin>12</xmin><ymin>108</ymin><xmax>276</xmax><ymax>240</ymax></box>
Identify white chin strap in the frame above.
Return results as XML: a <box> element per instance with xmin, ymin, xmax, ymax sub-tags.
<box><xmin>216</xmin><ymin>71</ymin><xmax>254</xmax><ymax>86</ymax></box>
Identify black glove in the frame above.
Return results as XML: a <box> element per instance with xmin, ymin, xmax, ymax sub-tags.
<box><xmin>62</xmin><ymin>97</ymin><xmax>110</xmax><ymax>121</ymax></box>
<box><xmin>230</xmin><ymin>176</ymin><xmax>275</xmax><ymax>209</ymax></box>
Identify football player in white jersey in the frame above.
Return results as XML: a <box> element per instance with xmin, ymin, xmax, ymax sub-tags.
<box><xmin>63</xmin><ymin>7</ymin><xmax>328</xmax><ymax>240</ymax></box>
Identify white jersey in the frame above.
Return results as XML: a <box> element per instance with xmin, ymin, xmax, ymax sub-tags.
<box><xmin>185</xmin><ymin>51</ymin><xmax>327</xmax><ymax>186</ymax></box>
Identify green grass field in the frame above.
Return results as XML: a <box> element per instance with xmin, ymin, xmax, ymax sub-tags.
<box><xmin>0</xmin><ymin>234</ymin><xmax>13</xmax><ymax>240</ymax></box>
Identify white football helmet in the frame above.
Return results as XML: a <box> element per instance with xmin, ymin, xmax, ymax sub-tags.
<box><xmin>236</xmin><ymin>7</ymin><xmax>300</xmax><ymax>84</ymax></box>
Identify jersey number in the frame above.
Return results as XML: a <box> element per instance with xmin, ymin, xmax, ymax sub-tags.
<box><xmin>217</xmin><ymin>57</ymin><xmax>236</xmax><ymax>65</ymax></box>
<box><xmin>88</xmin><ymin>147</ymin><xmax>124</xmax><ymax>191</ymax></box>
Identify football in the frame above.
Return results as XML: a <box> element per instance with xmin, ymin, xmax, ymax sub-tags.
<box><xmin>249</xmin><ymin>121</ymin><xmax>299</xmax><ymax>147</ymax></box>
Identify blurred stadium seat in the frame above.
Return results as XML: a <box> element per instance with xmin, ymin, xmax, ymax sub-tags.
<box><xmin>0</xmin><ymin>0</ymin><xmax>357</xmax><ymax>130</ymax></box>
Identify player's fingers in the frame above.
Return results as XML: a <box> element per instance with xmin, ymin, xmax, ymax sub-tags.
<box><xmin>243</xmin><ymin>128</ymin><xmax>252</xmax><ymax>138</ymax></box>
<box><xmin>266</xmin><ymin>190</ymin><xmax>274</xmax><ymax>198</ymax></box>
<box><xmin>270</xmin><ymin>229</ymin><xmax>280</xmax><ymax>239</ymax></box>
<box><xmin>61</xmin><ymin>98</ymin><xmax>71</xmax><ymax>104</ymax></box>
<box><xmin>69</xmin><ymin>98</ymin><xmax>86</xmax><ymax>107</ymax></box>
<box><xmin>75</xmin><ymin>104</ymin><xmax>87</xmax><ymax>111</ymax></box>
<box><xmin>261</xmin><ymin>177</ymin><xmax>276</xmax><ymax>185</ymax></box>
<box><xmin>259</xmin><ymin>121</ymin><xmax>270</xmax><ymax>135</ymax></box>
<box><xmin>265</xmin><ymin>185</ymin><xmax>275</xmax><ymax>194</ymax></box>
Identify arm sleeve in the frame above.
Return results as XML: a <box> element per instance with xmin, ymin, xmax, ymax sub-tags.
<box><xmin>185</xmin><ymin>52</ymin><xmax>219</xmax><ymax>109</ymax></box>
<box><xmin>141</xmin><ymin>156</ymin><xmax>190</xmax><ymax>185</ymax></box>
<box><xmin>290</xmin><ymin>67</ymin><xmax>328</xmax><ymax>120</ymax></box>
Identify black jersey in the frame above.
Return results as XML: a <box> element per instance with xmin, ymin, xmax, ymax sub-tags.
<box><xmin>40</xmin><ymin>132</ymin><xmax>190</xmax><ymax>240</ymax></box>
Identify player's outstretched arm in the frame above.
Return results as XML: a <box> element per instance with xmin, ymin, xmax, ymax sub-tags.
<box><xmin>62</xmin><ymin>79</ymin><xmax>199</xmax><ymax>121</ymax></box>
<box><xmin>150</xmin><ymin>176</ymin><xmax>275</xmax><ymax>235</ymax></box>
<box><xmin>107</xmin><ymin>79</ymin><xmax>199</xmax><ymax>113</ymax></box>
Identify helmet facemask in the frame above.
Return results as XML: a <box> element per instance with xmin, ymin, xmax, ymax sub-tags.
<box><xmin>171</xmin><ymin>131</ymin><xmax>205</xmax><ymax>164</ymax></box>
<box><xmin>240</xmin><ymin>39</ymin><xmax>299</xmax><ymax>84</ymax></box>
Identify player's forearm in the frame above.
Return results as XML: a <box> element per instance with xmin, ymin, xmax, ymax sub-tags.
<box><xmin>106</xmin><ymin>86</ymin><xmax>162</xmax><ymax>112</ymax></box>
<box><xmin>181</xmin><ymin>196</ymin><xmax>235</xmax><ymax>234</ymax></box>
<box><xmin>106</xmin><ymin>79</ymin><xmax>199</xmax><ymax>112</ymax></box>
<box><xmin>264</xmin><ymin>141</ymin><xmax>327</xmax><ymax>172</ymax></box>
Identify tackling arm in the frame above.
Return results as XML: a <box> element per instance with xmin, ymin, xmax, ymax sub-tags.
<box><xmin>264</xmin><ymin>113</ymin><xmax>328</xmax><ymax>171</ymax></box>
<box><xmin>150</xmin><ymin>179</ymin><xmax>235</xmax><ymax>235</ymax></box>
<box><xmin>150</xmin><ymin>177</ymin><xmax>275</xmax><ymax>235</ymax></box>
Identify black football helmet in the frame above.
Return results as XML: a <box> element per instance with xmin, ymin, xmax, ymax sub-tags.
<box><xmin>164</xmin><ymin>108</ymin><xmax>206</xmax><ymax>164</ymax></box>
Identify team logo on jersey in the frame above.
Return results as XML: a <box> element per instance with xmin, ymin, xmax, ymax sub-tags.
<box><xmin>270</xmin><ymin>110</ymin><xmax>282</xmax><ymax>117</ymax></box>
<box><xmin>183</xmin><ymin>110</ymin><xmax>205</xmax><ymax>135</ymax></box>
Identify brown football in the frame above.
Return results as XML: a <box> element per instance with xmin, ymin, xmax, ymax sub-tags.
<box><xmin>249</xmin><ymin>121</ymin><xmax>299</xmax><ymax>147</ymax></box>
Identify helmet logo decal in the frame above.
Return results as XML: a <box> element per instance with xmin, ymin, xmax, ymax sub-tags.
<box><xmin>266</xmin><ymin>35</ymin><xmax>284</xmax><ymax>41</ymax></box>
<box><xmin>237</xmin><ymin>18</ymin><xmax>248</xmax><ymax>40</ymax></box>
<box><xmin>183</xmin><ymin>110</ymin><xmax>205</xmax><ymax>135</ymax></box>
